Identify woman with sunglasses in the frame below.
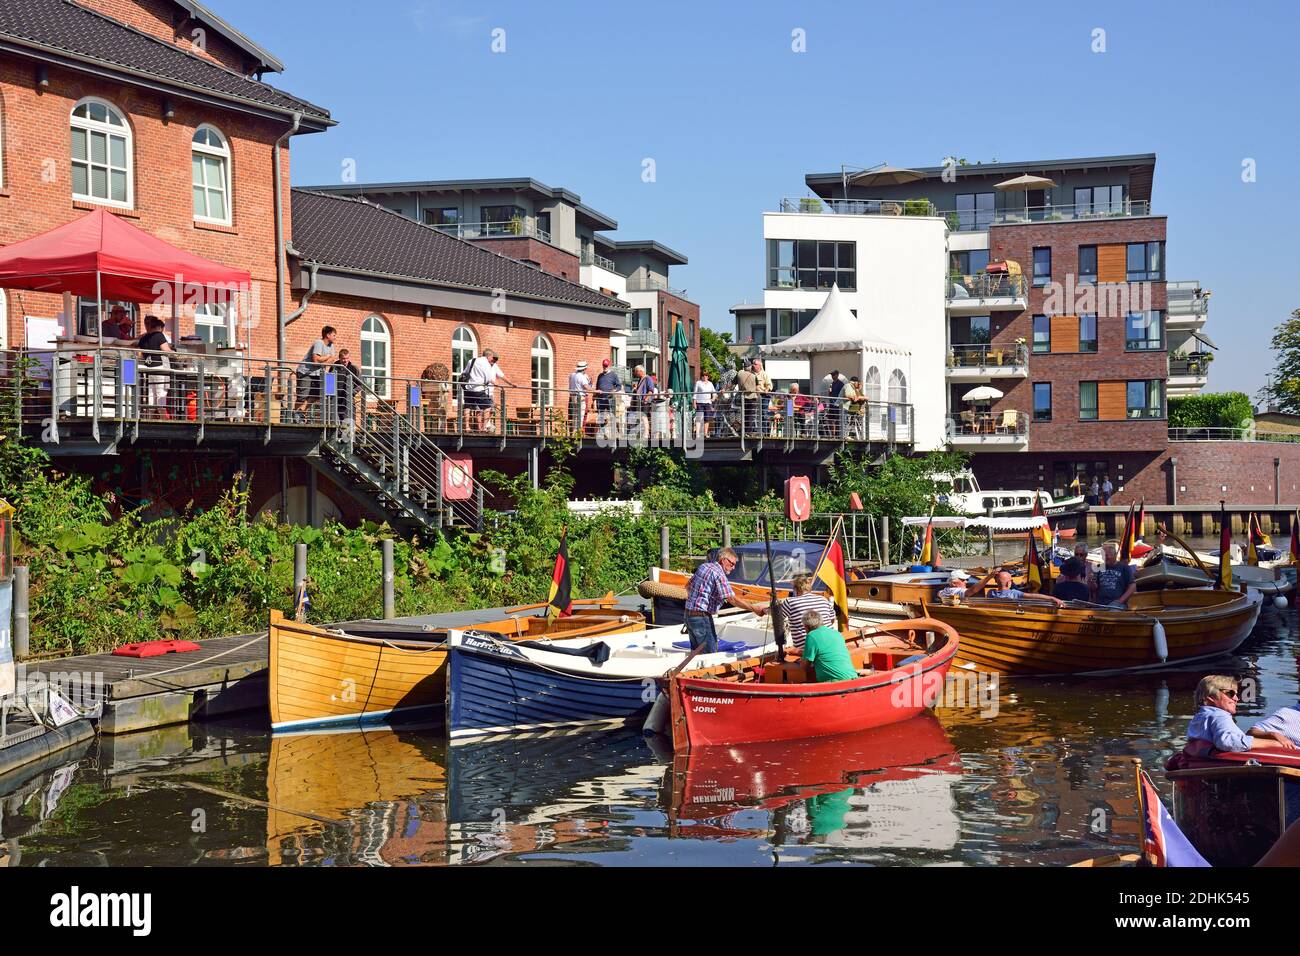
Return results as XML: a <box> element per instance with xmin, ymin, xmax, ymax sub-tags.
<box><xmin>1185</xmin><ymin>675</ymin><xmax>1296</xmax><ymax>755</ymax></box>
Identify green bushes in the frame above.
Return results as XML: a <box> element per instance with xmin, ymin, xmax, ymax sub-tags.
<box><xmin>1167</xmin><ymin>392</ymin><xmax>1253</xmax><ymax>430</ymax></box>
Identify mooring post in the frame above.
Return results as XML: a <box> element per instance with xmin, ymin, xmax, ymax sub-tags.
<box><xmin>294</xmin><ymin>542</ymin><xmax>307</xmax><ymax>598</ymax></box>
<box><xmin>986</xmin><ymin>502</ymin><xmax>995</xmax><ymax>557</ymax></box>
<box><xmin>381</xmin><ymin>538</ymin><xmax>395</xmax><ymax>619</ymax></box>
<box><xmin>660</xmin><ymin>524</ymin><xmax>670</xmax><ymax>569</ymax></box>
<box><xmin>879</xmin><ymin>515</ymin><xmax>890</xmax><ymax>566</ymax></box>
<box><xmin>722</xmin><ymin>520</ymin><xmax>731</xmax><ymax>550</ymax></box>
<box><xmin>12</xmin><ymin>566</ymin><xmax>29</xmax><ymax>660</ymax></box>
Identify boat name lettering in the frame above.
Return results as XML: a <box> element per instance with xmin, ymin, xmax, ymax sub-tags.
<box><xmin>462</xmin><ymin>634</ymin><xmax>525</xmax><ymax>657</ymax></box>
<box><xmin>691</xmin><ymin>696</ymin><xmax>735</xmax><ymax>705</ymax></box>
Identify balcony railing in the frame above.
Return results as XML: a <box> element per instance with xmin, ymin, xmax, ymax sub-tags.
<box><xmin>946</xmin><ymin>273</ymin><xmax>1028</xmax><ymax>302</ymax></box>
<box><xmin>434</xmin><ymin>220</ymin><xmax>579</xmax><ymax>256</ymax></box>
<box><xmin>623</xmin><ymin>328</ymin><xmax>660</xmax><ymax>349</ymax></box>
<box><xmin>1169</xmin><ymin>427</ymin><xmax>1300</xmax><ymax>444</ymax></box>
<box><xmin>625</xmin><ymin>275</ymin><xmax>689</xmax><ymax>298</ymax></box>
<box><xmin>5</xmin><ymin>346</ymin><xmax>914</xmax><ymax>455</ymax></box>
<box><xmin>946</xmin><ymin>342</ymin><xmax>1029</xmax><ymax>369</ymax></box>
<box><xmin>939</xmin><ymin>199</ymin><xmax>1153</xmax><ymax>232</ymax></box>
<box><xmin>580</xmin><ymin>249</ymin><xmax>619</xmax><ymax>272</ymax></box>
<box><xmin>777</xmin><ymin>197</ymin><xmax>938</xmax><ymax>218</ymax></box>
<box><xmin>946</xmin><ymin>412</ymin><xmax>1029</xmax><ymax>438</ymax></box>
<box><xmin>1168</xmin><ymin>355</ymin><xmax>1212</xmax><ymax>378</ymax></box>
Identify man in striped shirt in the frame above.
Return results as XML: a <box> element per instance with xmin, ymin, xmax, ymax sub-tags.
<box><xmin>778</xmin><ymin>574</ymin><xmax>835</xmax><ymax>648</ymax></box>
<box><xmin>684</xmin><ymin>548</ymin><xmax>768</xmax><ymax>653</ymax></box>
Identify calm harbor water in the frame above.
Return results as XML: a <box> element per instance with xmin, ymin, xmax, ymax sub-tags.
<box><xmin>2</xmin><ymin>607</ymin><xmax>1294</xmax><ymax>867</ymax></box>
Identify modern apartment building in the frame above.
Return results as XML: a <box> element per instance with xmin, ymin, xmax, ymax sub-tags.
<box><xmin>753</xmin><ymin>154</ymin><xmax>1223</xmax><ymax>497</ymax></box>
<box><xmin>305</xmin><ymin>178</ymin><xmax>700</xmax><ymax>383</ymax></box>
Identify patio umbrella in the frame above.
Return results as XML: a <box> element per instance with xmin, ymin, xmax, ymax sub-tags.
<box><xmin>961</xmin><ymin>385</ymin><xmax>1004</xmax><ymax>402</ymax></box>
<box><xmin>667</xmin><ymin>317</ymin><xmax>692</xmax><ymax>429</ymax></box>
<box><xmin>994</xmin><ymin>174</ymin><xmax>1057</xmax><ymax>191</ymax></box>
<box><xmin>848</xmin><ymin>164</ymin><xmax>924</xmax><ymax>187</ymax></box>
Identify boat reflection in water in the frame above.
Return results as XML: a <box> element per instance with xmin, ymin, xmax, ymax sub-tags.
<box><xmin>666</xmin><ymin>714</ymin><xmax>963</xmax><ymax>854</ymax></box>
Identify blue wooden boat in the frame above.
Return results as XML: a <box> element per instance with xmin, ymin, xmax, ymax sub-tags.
<box><xmin>445</xmin><ymin>617</ymin><xmax>778</xmax><ymax>743</ymax></box>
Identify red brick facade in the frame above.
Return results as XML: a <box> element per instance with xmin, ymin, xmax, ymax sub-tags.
<box><xmin>88</xmin><ymin>0</ymin><xmax>259</xmax><ymax>74</ymax></box>
<box><xmin>0</xmin><ymin>39</ymin><xmax>293</xmax><ymax>349</ymax></box>
<box><xmin>468</xmin><ymin>237</ymin><xmax>582</xmax><ymax>285</ymax></box>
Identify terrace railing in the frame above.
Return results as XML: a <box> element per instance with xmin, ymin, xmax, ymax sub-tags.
<box><xmin>778</xmin><ymin>197</ymin><xmax>938</xmax><ymax>218</ymax></box>
<box><xmin>946</xmin><ymin>342</ymin><xmax>1029</xmax><ymax>368</ymax></box>
<box><xmin>946</xmin><ymin>273</ymin><xmax>1028</xmax><ymax>301</ymax></box>
<box><xmin>940</xmin><ymin>199</ymin><xmax>1153</xmax><ymax>232</ymax></box>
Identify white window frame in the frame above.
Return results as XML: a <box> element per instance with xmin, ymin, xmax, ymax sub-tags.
<box><xmin>531</xmin><ymin>333</ymin><xmax>553</xmax><ymax>407</ymax></box>
<box><xmin>863</xmin><ymin>366</ymin><xmax>882</xmax><ymax>402</ymax></box>
<box><xmin>193</xmin><ymin>302</ymin><xmax>236</xmax><ymax>347</ymax></box>
<box><xmin>889</xmin><ymin>369</ymin><xmax>909</xmax><ymax>425</ymax></box>
<box><xmin>192</xmin><ymin>124</ymin><xmax>232</xmax><ymax>225</ymax></box>
<box><xmin>361</xmin><ymin>314</ymin><xmax>391</xmax><ymax>399</ymax></box>
<box><xmin>70</xmin><ymin>97</ymin><xmax>133</xmax><ymax>209</ymax></box>
<box><xmin>451</xmin><ymin>325</ymin><xmax>478</xmax><ymax>378</ymax></box>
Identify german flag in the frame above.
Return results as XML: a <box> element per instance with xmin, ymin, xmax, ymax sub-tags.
<box><xmin>1246</xmin><ymin>513</ymin><xmax>1261</xmax><ymax>567</ymax></box>
<box><xmin>1025</xmin><ymin>526</ymin><xmax>1044</xmax><ymax>593</ymax></box>
<box><xmin>547</xmin><ymin>528</ymin><xmax>573</xmax><ymax>618</ymax></box>
<box><xmin>814</xmin><ymin>525</ymin><xmax>850</xmax><ymax>632</ymax></box>
<box><xmin>1216</xmin><ymin>502</ymin><xmax>1233</xmax><ymax>590</ymax></box>
<box><xmin>1119</xmin><ymin>501</ymin><xmax>1136</xmax><ymax>564</ymax></box>
<box><xmin>919</xmin><ymin>515</ymin><xmax>940</xmax><ymax>567</ymax></box>
<box><xmin>1291</xmin><ymin>510</ymin><xmax>1300</xmax><ymax>565</ymax></box>
<box><xmin>1133</xmin><ymin>500</ymin><xmax>1146</xmax><ymax>547</ymax></box>
<box><xmin>1031</xmin><ymin>490</ymin><xmax>1052</xmax><ymax>549</ymax></box>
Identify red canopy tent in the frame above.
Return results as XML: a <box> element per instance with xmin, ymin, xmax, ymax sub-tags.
<box><xmin>0</xmin><ymin>207</ymin><xmax>251</xmax><ymax>343</ymax></box>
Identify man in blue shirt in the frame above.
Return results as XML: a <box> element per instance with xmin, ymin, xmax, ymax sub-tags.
<box><xmin>1187</xmin><ymin>675</ymin><xmax>1296</xmax><ymax>753</ymax></box>
<box><xmin>1250</xmin><ymin>701</ymin><xmax>1300</xmax><ymax>748</ymax></box>
<box><xmin>1094</xmin><ymin>541</ymin><xmax>1136</xmax><ymax>607</ymax></box>
<box><xmin>683</xmin><ymin>547</ymin><xmax>767</xmax><ymax>653</ymax></box>
<box><xmin>970</xmin><ymin>569</ymin><xmax>1063</xmax><ymax>606</ymax></box>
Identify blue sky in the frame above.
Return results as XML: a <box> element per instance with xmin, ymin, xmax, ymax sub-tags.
<box><xmin>224</xmin><ymin>0</ymin><xmax>1298</xmax><ymax>399</ymax></box>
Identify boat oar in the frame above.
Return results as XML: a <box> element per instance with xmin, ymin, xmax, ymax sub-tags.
<box><xmin>1154</xmin><ymin>523</ymin><xmax>1214</xmax><ymax>580</ymax></box>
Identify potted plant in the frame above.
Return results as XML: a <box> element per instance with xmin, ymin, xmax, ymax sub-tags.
<box><xmin>509</xmin><ymin>214</ymin><xmax>524</xmax><ymax>236</ymax></box>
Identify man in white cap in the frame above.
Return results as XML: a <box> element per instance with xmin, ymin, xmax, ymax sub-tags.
<box><xmin>568</xmin><ymin>360</ymin><xmax>594</xmax><ymax>435</ymax></box>
<box><xmin>937</xmin><ymin>569</ymin><xmax>970</xmax><ymax>605</ymax></box>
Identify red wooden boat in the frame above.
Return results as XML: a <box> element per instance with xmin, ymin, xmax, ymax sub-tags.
<box><xmin>668</xmin><ymin>618</ymin><xmax>959</xmax><ymax>750</ymax></box>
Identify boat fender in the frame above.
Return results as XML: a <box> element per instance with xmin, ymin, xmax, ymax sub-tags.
<box><xmin>1274</xmin><ymin>596</ymin><xmax>1289</xmax><ymax>610</ymax></box>
<box><xmin>642</xmin><ymin>692</ymin><xmax>670</xmax><ymax>736</ymax></box>
<box><xmin>1151</xmin><ymin>620</ymin><xmax>1168</xmax><ymax>663</ymax></box>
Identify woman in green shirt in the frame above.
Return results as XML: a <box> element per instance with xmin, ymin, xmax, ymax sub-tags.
<box><xmin>801</xmin><ymin>611</ymin><xmax>858</xmax><ymax>683</ymax></box>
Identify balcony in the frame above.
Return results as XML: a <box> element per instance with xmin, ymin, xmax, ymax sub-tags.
<box><xmin>1167</xmin><ymin>354</ymin><xmax>1211</xmax><ymax>396</ymax></box>
<box><xmin>434</xmin><ymin>220</ymin><xmax>579</xmax><ymax>256</ymax></box>
<box><xmin>945</xmin><ymin>342</ymin><xmax>1029</xmax><ymax>381</ymax></box>
<box><xmin>625</xmin><ymin>275</ymin><xmax>690</xmax><ymax>298</ymax></box>
<box><xmin>946</xmin><ymin>273</ymin><xmax>1028</xmax><ymax>313</ymax></box>
<box><xmin>945</xmin><ymin>412</ymin><xmax>1028</xmax><ymax>450</ymax></box>
<box><xmin>939</xmin><ymin>199</ymin><xmax>1153</xmax><ymax>232</ymax></box>
<box><xmin>1167</xmin><ymin>280</ymin><xmax>1210</xmax><ymax>329</ymax></box>
<box><xmin>776</xmin><ymin>197</ymin><xmax>938</xmax><ymax>218</ymax></box>
<box><xmin>623</xmin><ymin>328</ymin><xmax>660</xmax><ymax>350</ymax></box>
<box><xmin>580</xmin><ymin>249</ymin><xmax>620</xmax><ymax>272</ymax></box>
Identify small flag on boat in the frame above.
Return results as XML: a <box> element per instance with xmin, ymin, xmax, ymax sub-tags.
<box><xmin>1217</xmin><ymin>501</ymin><xmax>1233</xmax><ymax>590</ymax></box>
<box><xmin>1255</xmin><ymin>512</ymin><xmax>1273</xmax><ymax>548</ymax></box>
<box><xmin>1025</xmin><ymin>526</ymin><xmax>1044</xmax><ymax>592</ymax></box>
<box><xmin>1133</xmin><ymin>500</ymin><xmax>1146</xmax><ymax>545</ymax></box>
<box><xmin>814</xmin><ymin>524</ymin><xmax>850</xmax><ymax>631</ymax></box>
<box><xmin>919</xmin><ymin>515</ymin><xmax>939</xmax><ymax>566</ymax></box>
<box><xmin>911</xmin><ymin>533</ymin><xmax>922</xmax><ymax>559</ymax></box>
<box><xmin>293</xmin><ymin>579</ymin><xmax>311</xmax><ymax>623</ymax></box>
<box><xmin>1291</xmin><ymin>509</ymin><xmax>1299</xmax><ymax>565</ymax></box>
<box><xmin>1246</xmin><ymin>513</ymin><xmax>1261</xmax><ymax>567</ymax></box>
<box><xmin>1119</xmin><ymin>501</ymin><xmax>1136</xmax><ymax>564</ymax></box>
<box><xmin>548</xmin><ymin>528</ymin><xmax>573</xmax><ymax>618</ymax></box>
<box><xmin>1031</xmin><ymin>490</ymin><xmax>1052</xmax><ymax>549</ymax></box>
<box><xmin>1138</xmin><ymin>769</ymin><xmax>1210</xmax><ymax>867</ymax></box>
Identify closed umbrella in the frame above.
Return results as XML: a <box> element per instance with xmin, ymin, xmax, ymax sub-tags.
<box><xmin>667</xmin><ymin>318</ymin><xmax>691</xmax><ymax>435</ymax></box>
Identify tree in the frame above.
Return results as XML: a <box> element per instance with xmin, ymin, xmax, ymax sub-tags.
<box><xmin>1259</xmin><ymin>309</ymin><xmax>1300</xmax><ymax>412</ymax></box>
<box><xmin>698</xmin><ymin>326</ymin><xmax>739</xmax><ymax>378</ymax></box>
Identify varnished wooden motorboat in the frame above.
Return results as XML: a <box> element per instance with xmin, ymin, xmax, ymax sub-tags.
<box><xmin>269</xmin><ymin>596</ymin><xmax>644</xmax><ymax>732</ymax></box>
<box><xmin>915</xmin><ymin>587</ymin><xmax>1262</xmax><ymax>676</ymax></box>
<box><xmin>668</xmin><ymin>618</ymin><xmax>959</xmax><ymax>749</ymax></box>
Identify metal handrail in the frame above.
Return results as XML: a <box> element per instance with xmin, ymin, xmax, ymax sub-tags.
<box><xmin>1169</xmin><ymin>427</ymin><xmax>1300</xmax><ymax>443</ymax></box>
<box><xmin>581</xmin><ymin>250</ymin><xmax>620</xmax><ymax>272</ymax></box>
<box><xmin>940</xmin><ymin>199</ymin><xmax>1153</xmax><ymax>232</ymax></box>
<box><xmin>946</xmin><ymin>413</ymin><xmax>1028</xmax><ymax>437</ymax></box>
<box><xmin>625</xmin><ymin>275</ymin><xmax>689</xmax><ymax>297</ymax></box>
<box><xmin>778</xmin><ymin>197</ymin><xmax>938</xmax><ymax>218</ymax></box>
<box><xmin>433</xmin><ymin>220</ymin><xmax>579</xmax><ymax>256</ymax></box>
<box><xmin>946</xmin><ymin>273</ymin><xmax>1027</xmax><ymax>300</ymax></box>
<box><xmin>945</xmin><ymin>342</ymin><xmax>1029</xmax><ymax>368</ymax></box>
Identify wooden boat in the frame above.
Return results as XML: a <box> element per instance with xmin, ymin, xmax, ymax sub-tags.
<box><xmin>668</xmin><ymin>618</ymin><xmax>959</xmax><ymax>750</ymax></box>
<box><xmin>268</xmin><ymin>596</ymin><xmax>644</xmax><ymax>732</ymax></box>
<box><xmin>639</xmin><ymin>567</ymin><xmax>790</xmax><ymax>625</ymax></box>
<box><xmin>445</xmin><ymin>612</ymin><xmax>781</xmax><ymax>743</ymax></box>
<box><xmin>666</xmin><ymin>714</ymin><xmax>960</xmax><ymax>844</ymax></box>
<box><xmin>1166</xmin><ymin>749</ymin><xmax>1300</xmax><ymax>866</ymax></box>
<box><xmin>915</xmin><ymin>588</ymin><xmax>1262</xmax><ymax>676</ymax></box>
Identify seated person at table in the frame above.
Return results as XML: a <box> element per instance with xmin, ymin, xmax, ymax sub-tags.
<box><xmin>1249</xmin><ymin>700</ymin><xmax>1300</xmax><ymax>748</ymax></box>
<box><xmin>937</xmin><ymin>569</ymin><xmax>969</xmax><ymax>604</ymax></box>
<box><xmin>801</xmin><ymin>611</ymin><xmax>857</xmax><ymax>683</ymax></box>
<box><xmin>1052</xmin><ymin>558</ymin><xmax>1092</xmax><ymax>603</ymax></box>
<box><xmin>970</xmin><ymin>568</ymin><xmax>1063</xmax><ymax>606</ymax></box>
<box><xmin>779</xmin><ymin>574</ymin><xmax>835</xmax><ymax>649</ymax></box>
<box><xmin>1186</xmin><ymin>675</ymin><xmax>1296</xmax><ymax>755</ymax></box>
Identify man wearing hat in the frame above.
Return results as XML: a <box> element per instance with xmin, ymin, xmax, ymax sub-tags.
<box><xmin>594</xmin><ymin>358</ymin><xmax>622</xmax><ymax>441</ymax></box>
<box><xmin>826</xmin><ymin>369</ymin><xmax>846</xmax><ymax>439</ymax></box>
<box><xmin>937</xmin><ymin>570</ymin><xmax>970</xmax><ymax>605</ymax></box>
<box><xmin>568</xmin><ymin>360</ymin><xmax>594</xmax><ymax>435</ymax></box>
<box><xmin>841</xmin><ymin>375</ymin><xmax>866</xmax><ymax>439</ymax></box>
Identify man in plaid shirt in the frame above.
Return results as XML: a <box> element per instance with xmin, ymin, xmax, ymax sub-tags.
<box><xmin>683</xmin><ymin>547</ymin><xmax>768</xmax><ymax>652</ymax></box>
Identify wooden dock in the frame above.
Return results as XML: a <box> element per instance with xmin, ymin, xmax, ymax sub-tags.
<box><xmin>1083</xmin><ymin>504</ymin><xmax>1300</xmax><ymax>539</ymax></box>
<box><xmin>21</xmin><ymin>632</ymin><xmax>269</xmax><ymax>736</ymax></box>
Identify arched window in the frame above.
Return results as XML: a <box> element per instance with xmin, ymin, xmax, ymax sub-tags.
<box><xmin>451</xmin><ymin>325</ymin><xmax>477</xmax><ymax>378</ymax></box>
<box><xmin>863</xmin><ymin>366</ymin><xmax>882</xmax><ymax>402</ymax></box>
<box><xmin>531</xmin><ymin>334</ymin><xmax>553</xmax><ymax>407</ymax></box>
<box><xmin>71</xmin><ymin>98</ymin><xmax>132</xmax><ymax>207</ymax></box>
<box><xmin>361</xmin><ymin>315</ymin><xmax>391</xmax><ymax>398</ymax></box>
<box><xmin>889</xmin><ymin>369</ymin><xmax>909</xmax><ymax>424</ymax></box>
<box><xmin>192</xmin><ymin>125</ymin><xmax>231</xmax><ymax>224</ymax></box>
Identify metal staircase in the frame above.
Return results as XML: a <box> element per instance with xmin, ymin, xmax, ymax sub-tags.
<box><xmin>312</xmin><ymin>373</ymin><xmax>488</xmax><ymax>536</ymax></box>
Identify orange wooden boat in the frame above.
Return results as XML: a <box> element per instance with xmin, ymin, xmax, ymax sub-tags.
<box><xmin>269</xmin><ymin>595</ymin><xmax>644</xmax><ymax>732</ymax></box>
<box><xmin>916</xmin><ymin>587</ymin><xmax>1262</xmax><ymax>676</ymax></box>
